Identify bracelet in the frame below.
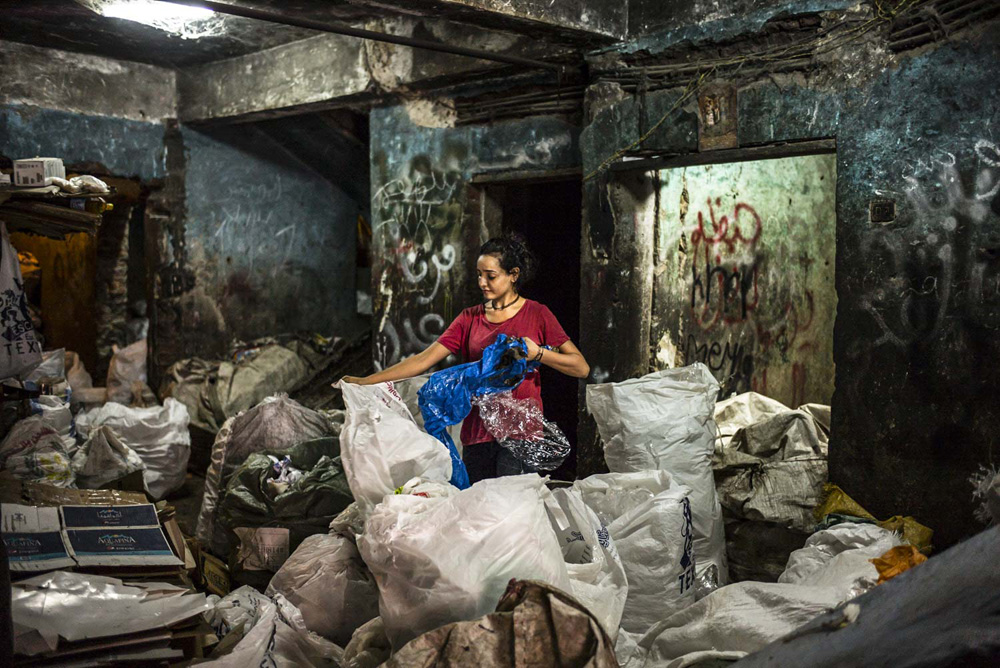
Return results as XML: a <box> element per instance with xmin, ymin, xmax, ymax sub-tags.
<box><xmin>533</xmin><ymin>349</ymin><xmax>544</xmax><ymax>363</ymax></box>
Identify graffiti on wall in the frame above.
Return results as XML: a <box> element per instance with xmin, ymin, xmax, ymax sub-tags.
<box><xmin>654</xmin><ymin>155</ymin><xmax>837</xmax><ymax>407</ymax></box>
<box><xmin>373</xmin><ymin>161</ymin><xmax>464</xmax><ymax>369</ymax></box>
<box><xmin>849</xmin><ymin>136</ymin><xmax>1000</xmax><ymax>395</ymax></box>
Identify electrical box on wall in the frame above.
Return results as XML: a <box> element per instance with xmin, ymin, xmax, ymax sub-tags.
<box><xmin>13</xmin><ymin>158</ymin><xmax>65</xmax><ymax>187</ymax></box>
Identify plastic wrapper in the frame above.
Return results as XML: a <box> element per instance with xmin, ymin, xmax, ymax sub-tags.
<box><xmin>417</xmin><ymin>334</ymin><xmax>541</xmax><ymax>488</ymax></box>
<box><xmin>474</xmin><ymin>392</ymin><xmax>570</xmax><ymax>471</ymax></box>
<box><xmin>695</xmin><ymin>563</ymin><xmax>719</xmax><ymax>600</ymax></box>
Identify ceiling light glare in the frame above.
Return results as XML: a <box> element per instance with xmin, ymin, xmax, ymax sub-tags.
<box><xmin>76</xmin><ymin>0</ymin><xmax>228</xmax><ymax>39</ymax></box>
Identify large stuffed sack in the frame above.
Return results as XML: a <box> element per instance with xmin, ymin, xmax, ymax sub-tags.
<box><xmin>71</xmin><ymin>425</ymin><xmax>145</xmax><ymax>489</ymax></box>
<box><xmin>75</xmin><ymin>398</ymin><xmax>190</xmax><ymax>499</ymax></box>
<box><xmin>622</xmin><ymin>581</ymin><xmax>845</xmax><ymax>668</ymax></box>
<box><xmin>197</xmin><ymin>395</ymin><xmax>335</xmax><ymax>555</ymax></box>
<box><xmin>573</xmin><ymin>471</ymin><xmax>697</xmax><ymax>662</ymax></box>
<box><xmin>544</xmin><ymin>487</ymin><xmax>628</xmax><ymax>641</ymax></box>
<box><xmin>0</xmin><ymin>415</ymin><xmax>74</xmax><ymax>487</ymax></box>
<box><xmin>0</xmin><ymin>222</ymin><xmax>43</xmax><ymax>380</ymax></box>
<box><xmin>587</xmin><ymin>364</ymin><xmax>727</xmax><ymax>584</ymax></box>
<box><xmin>339</xmin><ymin>381</ymin><xmax>452</xmax><ymax>513</ymax></box>
<box><xmin>358</xmin><ymin>474</ymin><xmax>571</xmax><ymax>650</ymax></box>
<box><xmin>106</xmin><ymin>338</ymin><xmax>147</xmax><ymax>405</ymax></box>
<box><xmin>31</xmin><ymin>395</ymin><xmax>75</xmax><ymax>455</ymax></box>
<box><xmin>204</xmin><ymin>587</ymin><xmax>342</xmax><ymax>668</ymax></box>
<box><xmin>266</xmin><ymin>533</ymin><xmax>379</xmax><ymax>646</ymax></box>
<box><xmin>217</xmin><ymin>438</ymin><xmax>353</xmax><ymax>561</ymax></box>
<box><xmin>778</xmin><ymin>522</ymin><xmax>902</xmax><ymax>601</ymax></box>
<box><xmin>384</xmin><ymin>580</ymin><xmax>617</xmax><ymax>668</ymax></box>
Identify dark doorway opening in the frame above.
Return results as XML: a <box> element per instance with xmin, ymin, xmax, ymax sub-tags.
<box><xmin>485</xmin><ymin>178</ymin><xmax>582</xmax><ymax>480</ymax></box>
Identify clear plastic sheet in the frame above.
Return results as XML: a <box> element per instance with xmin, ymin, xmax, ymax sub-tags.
<box><xmin>473</xmin><ymin>393</ymin><xmax>570</xmax><ymax>471</ymax></box>
<box><xmin>695</xmin><ymin>563</ymin><xmax>719</xmax><ymax>600</ymax></box>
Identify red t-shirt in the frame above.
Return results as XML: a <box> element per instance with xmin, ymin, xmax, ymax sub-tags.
<box><xmin>437</xmin><ymin>299</ymin><xmax>570</xmax><ymax>446</ymax></box>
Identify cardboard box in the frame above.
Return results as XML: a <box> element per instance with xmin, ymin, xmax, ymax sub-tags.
<box><xmin>60</xmin><ymin>504</ymin><xmax>182</xmax><ymax>568</ymax></box>
<box><xmin>199</xmin><ymin>550</ymin><xmax>231</xmax><ymax>596</ymax></box>
<box><xmin>2</xmin><ymin>504</ymin><xmax>75</xmax><ymax>572</ymax></box>
<box><xmin>13</xmin><ymin>158</ymin><xmax>65</xmax><ymax>186</ymax></box>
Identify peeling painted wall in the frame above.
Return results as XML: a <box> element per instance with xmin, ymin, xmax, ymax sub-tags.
<box><xmin>577</xmin><ymin>6</ymin><xmax>1000</xmax><ymax>547</ymax></box>
<box><xmin>369</xmin><ymin>105</ymin><xmax>579</xmax><ymax>370</ymax></box>
<box><xmin>652</xmin><ymin>155</ymin><xmax>837</xmax><ymax>407</ymax></box>
<box><xmin>181</xmin><ymin>124</ymin><xmax>367</xmax><ymax>345</ymax></box>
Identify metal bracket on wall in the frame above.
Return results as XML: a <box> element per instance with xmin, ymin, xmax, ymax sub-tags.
<box><xmin>697</xmin><ymin>84</ymin><xmax>738</xmax><ymax>151</ymax></box>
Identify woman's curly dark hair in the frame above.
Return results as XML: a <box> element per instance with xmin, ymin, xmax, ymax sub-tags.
<box><xmin>480</xmin><ymin>233</ymin><xmax>536</xmax><ymax>293</ymax></box>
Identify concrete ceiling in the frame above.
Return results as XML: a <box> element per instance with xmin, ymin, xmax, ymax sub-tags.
<box><xmin>0</xmin><ymin>0</ymin><xmax>374</xmax><ymax>68</ymax></box>
<box><xmin>0</xmin><ymin>0</ymin><xmax>621</xmax><ymax>69</ymax></box>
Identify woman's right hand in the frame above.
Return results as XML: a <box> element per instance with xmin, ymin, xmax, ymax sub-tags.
<box><xmin>340</xmin><ymin>375</ymin><xmax>369</xmax><ymax>385</ymax></box>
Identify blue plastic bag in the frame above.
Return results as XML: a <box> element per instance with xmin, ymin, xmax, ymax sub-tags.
<box><xmin>418</xmin><ymin>334</ymin><xmax>540</xmax><ymax>489</ymax></box>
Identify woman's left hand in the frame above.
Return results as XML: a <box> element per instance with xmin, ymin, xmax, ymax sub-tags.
<box><xmin>521</xmin><ymin>336</ymin><xmax>541</xmax><ymax>360</ymax></box>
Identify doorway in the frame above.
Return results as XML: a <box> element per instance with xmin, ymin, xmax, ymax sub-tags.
<box><xmin>479</xmin><ymin>177</ymin><xmax>582</xmax><ymax>479</ymax></box>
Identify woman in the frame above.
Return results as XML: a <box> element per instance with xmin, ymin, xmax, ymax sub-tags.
<box><xmin>343</xmin><ymin>235</ymin><xmax>590</xmax><ymax>483</ymax></box>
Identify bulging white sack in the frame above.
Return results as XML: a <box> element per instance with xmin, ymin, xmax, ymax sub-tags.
<box><xmin>76</xmin><ymin>398</ymin><xmax>190</xmax><ymax>499</ymax></box>
<box><xmin>338</xmin><ymin>381</ymin><xmax>452</xmax><ymax>513</ymax></box>
<box><xmin>105</xmin><ymin>338</ymin><xmax>147</xmax><ymax>405</ymax></box>
<box><xmin>32</xmin><ymin>395</ymin><xmax>75</xmax><ymax>456</ymax></box>
<box><xmin>205</xmin><ymin>587</ymin><xmax>342</xmax><ymax>668</ymax></box>
<box><xmin>545</xmin><ymin>487</ymin><xmax>628</xmax><ymax>641</ymax></box>
<box><xmin>196</xmin><ymin>394</ymin><xmax>334</xmax><ymax>554</ymax></box>
<box><xmin>71</xmin><ymin>425</ymin><xmax>145</xmax><ymax>489</ymax></box>
<box><xmin>266</xmin><ymin>533</ymin><xmax>380</xmax><ymax>647</ymax></box>
<box><xmin>357</xmin><ymin>474</ymin><xmax>571</xmax><ymax>650</ymax></box>
<box><xmin>622</xmin><ymin>581</ymin><xmax>844</xmax><ymax>668</ymax></box>
<box><xmin>778</xmin><ymin>522</ymin><xmax>902</xmax><ymax>601</ymax></box>
<box><xmin>0</xmin><ymin>415</ymin><xmax>74</xmax><ymax>487</ymax></box>
<box><xmin>573</xmin><ymin>471</ymin><xmax>697</xmax><ymax>661</ymax></box>
<box><xmin>586</xmin><ymin>364</ymin><xmax>727</xmax><ymax>583</ymax></box>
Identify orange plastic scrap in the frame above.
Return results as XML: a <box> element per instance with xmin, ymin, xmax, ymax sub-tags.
<box><xmin>871</xmin><ymin>545</ymin><xmax>928</xmax><ymax>585</ymax></box>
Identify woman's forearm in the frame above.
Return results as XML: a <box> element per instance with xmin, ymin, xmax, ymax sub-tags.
<box><xmin>538</xmin><ymin>349</ymin><xmax>590</xmax><ymax>378</ymax></box>
<box><xmin>348</xmin><ymin>342</ymin><xmax>451</xmax><ymax>385</ymax></box>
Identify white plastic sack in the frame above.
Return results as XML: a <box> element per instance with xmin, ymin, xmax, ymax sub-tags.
<box><xmin>622</xmin><ymin>581</ymin><xmax>845</xmax><ymax>668</ymax></box>
<box><xmin>71</xmin><ymin>425</ymin><xmax>145</xmax><ymax>489</ymax></box>
<box><xmin>65</xmin><ymin>350</ymin><xmax>93</xmax><ymax>390</ymax></box>
<box><xmin>778</xmin><ymin>522</ymin><xmax>902</xmax><ymax>601</ymax></box>
<box><xmin>573</xmin><ymin>472</ymin><xmax>697</xmax><ymax>661</ymax></box>
<box><xmin>266</xmin><ymin>533</ymin><xmax>380</xmax><ymax>646</ymax></box>
<box><xmin>106</xmin><ymin>338</ymin><xmax>147</xmax><ymax>405</ymax></box>
<box><xmin>0</xmin><ymin>222</ymin><xmax>43</xmax><ymax>380</ymax></box>
<box><xmin>545</xmin><ymin>487</ymin><xmax>628</xmax><ymax>641</ymax></box>
<box><xmin>339</xmin><ymin>381</ymin><xmax>452</xmax><ymax>513</ymax></box>
<box><xmin>713</xmin><ymin>391</ymin><xmax>790</xmax><ymax>452</ymax></box>
<box><xmin>357</xmin><ymin>474</ymin><xmax>571</xmax><ymax>650</ymax></box>
<box><xmin>32</xmin><ymin>395</ymin><xmax>75</xmax><ymax>455</ymax></box>
<box><xmin>25</xmin><ymin>348</ymin><xmax>65</xmax><ymax>384</ymax></box>
<box><xmin>196</xmin><ymin>395</ymin><xmax>335</xmax><ymax>554</ymax></box>
<box><xmin>587</xmin><ymin>364</ymin><xmax>727</xmax><ymax>583</ymax></box>
<box><xmin>205</xmin><ymin>587</ymin><xmax>342</xmax><ymax>668</ymax></box>
<box><xmin>0</xmin><ymin>415</ymin><xmax>74</xmax><ymax>487</ymax></box>
<box><xmin>76</xmin><ymin>398</ymin><xmax>190</xmax><ymax>499</ymax></box>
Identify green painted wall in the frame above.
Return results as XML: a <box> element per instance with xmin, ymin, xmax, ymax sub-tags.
<box><xmin>651</xmin><ymin>154</ymin><xmax>837</xmax><ymax>406</ymax></box>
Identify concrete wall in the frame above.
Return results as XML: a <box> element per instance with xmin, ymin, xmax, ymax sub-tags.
<box><xmin>1</xmin><ymin>41</ymin><xmax>369</xmax><ymax>384</ymax></box>
<box><xmin>577</xmin><ymin>5</ymin><xmax>1000</xmax><ymax>547</ymax></box>
<box><xmin>652</xmin><ymin>154</ymin><xmax>837</xmax><ymax>407</ymax></box>
<box><xmin>181</xmin><ymin>124</ymin><xmax>366</xmax><ymax>345</ymax></box>
<box><xmin>369</xmin><ymin>105</ymin><xmax>580</xmax><ymax>370</ymax></box>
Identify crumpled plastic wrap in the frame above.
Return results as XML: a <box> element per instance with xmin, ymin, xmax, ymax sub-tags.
<box><xmin>473</xmin><ymin>392</ymin><xmax>570</xmax><ymax>471</ymax></box>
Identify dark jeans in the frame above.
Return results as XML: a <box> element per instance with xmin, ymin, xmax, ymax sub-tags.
<box><xmin>462</xmin><ymin>441</ymin><xmax>537</xmax><ymax>484</ymax></box>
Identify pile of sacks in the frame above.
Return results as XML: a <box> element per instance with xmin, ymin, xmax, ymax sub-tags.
<box><xmin>0</xmin><ymin>346</ymin><xmax>192</xmax><ymax>501</ymax></box>
<box><xmin>162</xmin><ymin>333</ymin><xmax>346</xmax><ymax>434</ymax></box>
<box><xmin>193</xmin><ymin>359</ymin><xmax>931</xmax><ymax>668</ymax></box>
